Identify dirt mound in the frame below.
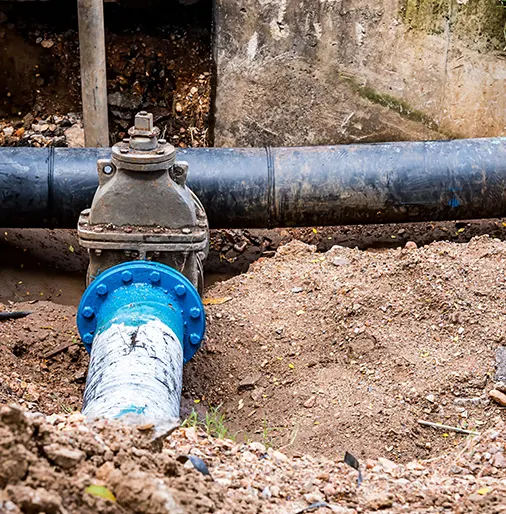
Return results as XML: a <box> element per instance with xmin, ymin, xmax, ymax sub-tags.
<box><xmin>1</xmin><ymin>235</ymin><xmax>506</xmax><ymax>465</ymax></box>
<box><xmin>187</xmin><ymin>236</ymin><xmax>506</xmax><ymax>462</ymax></box>
<box><xmin>2</xmin><ymin>404</ymin><xmax>506</xmax><ymax>513</ymax></box>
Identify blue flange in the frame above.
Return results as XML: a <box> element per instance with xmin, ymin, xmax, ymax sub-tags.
<box><xmin>76</xmin><ymin>261</ymin><xmax>205</xmax><ymax>363</ymax></box>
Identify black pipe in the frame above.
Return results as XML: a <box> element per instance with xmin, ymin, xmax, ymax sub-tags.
<box><xmin>1</xmin><ymin>138</ymin><xmax>506</xmax><ymax>229</ymax></box>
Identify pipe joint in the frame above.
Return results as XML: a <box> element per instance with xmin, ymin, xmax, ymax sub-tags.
<box><xmin>77</xmin><ymin>260</ymin><xmax>205</xmax><ymax>364</ymax></box>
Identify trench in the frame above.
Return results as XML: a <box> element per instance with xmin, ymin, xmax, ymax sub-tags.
<box><xmin>0</xmin><ymin>0</ymin><xmax>506</xmax><ymax>468</ymax></box>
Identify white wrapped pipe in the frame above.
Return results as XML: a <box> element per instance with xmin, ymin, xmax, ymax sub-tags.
<box><xmin>83</xmin><ymin>318</ymin><xmax>183</xmax><ymax>421</ymax></box>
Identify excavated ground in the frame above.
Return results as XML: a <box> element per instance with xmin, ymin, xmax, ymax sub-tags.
<box><xmin>2</xmin><ymin>237</ymin><xmax>506</xmax><ymax>513</ymax></box>
<box><xmin>3</xmin><ymin>2</ymin><xmax>506</xmax><ymax>512</ymax></box>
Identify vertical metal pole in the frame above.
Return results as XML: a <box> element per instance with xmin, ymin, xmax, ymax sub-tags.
<box><xmin>77</xmin><ymin>0</ymin><xmax>109</xmax><ymax>147</ymax></box>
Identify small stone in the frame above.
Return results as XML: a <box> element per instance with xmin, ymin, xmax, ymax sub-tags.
<box><xmin>377</xmin><ymin>457</ymin><xmax>397</xmax><ymax>473</ymax></box>
<box><xmin>233</xmin><ymin>241</ymin><xmax>248</xmax><ymax>253</ymax></box>
<box><xmin>494</xmin><ymin>452</ymin><xmax>506</xmax><ymax>468</ymax></box>
<box><xmin>190</xmin><ymin>86</ymin><xmax>198</xmax><ymax>95</ymax></box>
<box><xmin>238</xmin><ymin>373</ymin><xmax>261</xmax><ymax>391</ymax></box>
<box><xmin>176</xmin><ymin>102</ymin><xmax>183</xmax><ymax>113</ymax></box>
<box><xmin>332</xmin><ymin>257</ymin><xmax>350</xmax><ymax>266</ymax></box>
<box><xmin>303</xmin><ymin>396</ymin><xmax>316</xmax><ymax>408</ymax></box>
<box><xmin>303</xmin><ymin>492</ymin><xmax>324</xmax><ymax>504</ymax></box>
<box><xmin>291</xmin><ymin>287</ymin><xmax>304</xmax><ymax>293</ymax></box>
<box><xmin>184</xmin><ymin>426</ymin><xmax>198</xmax><ymax>441</ymax></box>
<box><xmin>6</xmin><ymin>486</ymin><xmax>63</xmax><ymax>513</ymax></box>
<box><xmin>323</xmin><ymin>483</ymin><xmax>336</xmax><ymax>497</ymax></box>
<box><xmin>43</xmin><ymin>444</ymin><xmax>85</xmax><ymax>469</ymax></box>
<box><xmin>248</xmin><ymin>441</ymin><xmax>266</xmax><ymax>453</ymax></box>
<box><xmin>404</xmin><ymin>241</ymin><xmax>418</xmax><ymax>250</ymax></box>
<box><xmin>107</xmin><ymin>91</ymin><xmax>142</xmax><ymax>110</ymax></box>
<box><xmin>495</xmin><ymin>381</ymin><xmax>506</xmax><ymax>393</ymax></box>
<box><xmin>366</xmin><ymin>492</ymin><xmax>394</xmax><ymax>510</ymax></box>
<box><xmin>261</xmin><ymin>486</ymin><xmax>271</xmax><ymax>499</ymax></box>
<box><xmin>41</xmin><ymin>39</ymin><xmax>54</xmax><ymax>48</ymax></box>
<box><xmin>270</xmin><ymin>450</ymin><xmax>289</xmax><ymax>464</ymax></box>
<box><xmin>270</xmin><ymin>485</ymin><xmax>280</xmax><ymax>497</ymax></box>
<box><xmin>64</xmin><ymin>125</ymin><xmax>85</xmax><ymax>147</ymax></box>
<box><xmin>73</xmin><ymin>370</ymin><xmax>86</xmax><ymax>383</ymax></box>
<box><xmin>2</xmin><ymin>126</ymin><xmax>13</xmax><ymax>137</ymax></box>
<box><xmin>426</xmin><ymin>394</ymin><xmax>436</xmax><ymax>403</ymax></box>
<box><xmin>489</xmin><ymin>389</ymin><xmax>506</xmax><ymax>406</ymax></box>
<box><xmin>23</xmin><ymin>113</ymin><xmax>35</xmax><ymax>129</ymax></box>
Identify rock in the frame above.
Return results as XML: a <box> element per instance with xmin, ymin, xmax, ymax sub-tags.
<box><xmin>323</xmin><ymin>483</ymin><xmax>336</xmax><ymax>497</ymax></box>
<box><xmin>22</xmin><ymin>113</ymin><xmax>35</xmax><ymax>129</ymax></box>
<box><xmin>41</xmin><ymin>39</ymin><xmax>54</xmax><ymax>48</ymax></box>
<box><xmin>233</xmin><ymin>241</ymin><xmax>248</xmax><ymax>253</ymax></box>
<box><xmin>190</xmin><ymin>86</ymin><xmax>198</xmax><ymax>95</ymax></box>
<box><xmin>248</xmin><ymin>441</ymin><xmax>266</xmax><ymax>453</ymax></box>
<box><xmin>366</xmin><ymin>492</ymin><xmax>394</xmax><ymax>510</ymax></box>
<box><xmin>303</xmin><ymin>492</ymin><xmax>324</xmax><ymax>504</ymax></box>
<box><xmin>489</xmin><ymin>389</ymin><xmax>506</xmax><ymax>407</ymax></box>
<box><xmin>404</xmin><ymin>241</ymin><xmax>418</xmax><ymax>250</ymax></box>
<box><xmin>426</xmin><ymin>394</ymin><xmax>436</xmax><ymax>403</ymax></box>
<box><xmin>493</xmin><ymin>452</ymin><xmax>506</xmax><ymax>468</ymax></box>
<box><xmin>377</xmin><ymin>457</ymin><xmax>398</xmax><ymax>473</ymax></box>
<box><xmin>238</xmin><ymin>373</ymin><xmax>261</xmax><ymax>391</ymax></box>
<box><xmin>43</xmin><ymin>444</ymin><xmax>85</xmax><ymax>469</ymax></box>
<box><xmin>495</xmin><ymin>381</ymin><xmax>506</xmax><ymax>393</ymax></box>
<box><xmin>270</xmin><ymin>449</ymin><xmax>289</xmax><ymax>464</ymax></box>
<box><xmin>303</xmin><ymin>396</ymin><xmax>316</xmax><ymax>408</ymax></box>
<box><xmin>64</xmin><ymin>125</ymin><xmax>84</xmax><ymax>148</ymax></box>
<box><xmin>176</xmin><ymin>102</ymin><xmax>183</xmax><ymax>113</ymax></box>
<box><xmin>6</xmin><ymin>486</ymin><xmax>63</xmax><ymax>514</ymax></box>
<box><xmin>2</xmin><ymin>126</ymin><xmax>13</xmax><ymax>137</ymax></box>
<box><xmin>270</xmin><ymin>485</ymin><xmax>280</xmax><ymax>497</ymax></box>
<box><xmin>331</xmin><ymin>257</ymin><xmax>350</xmax><ymax>266</ymax></box>
<box><xmin>73</xmin><ymin>370</ymin><xmax>86</xmax><ymax>383</ymax></box>
<box><xmin>49</xmin><ymin>136</ymin><xmax>65</xmax><ymax>147</ymax></box>
<box><xmin>291</xmin><ymin>287</ymin><xmax>304</xmax><ymax>293</ymax></box>
<box><xmin>107</xmin><ymin>91</ymin><xmax>142</xmax><ymax>110</ymax></box>
<box><xmin>261</xmin><ymin>486</ymin><xmax>271</xmax><ymax>499</ymax></box>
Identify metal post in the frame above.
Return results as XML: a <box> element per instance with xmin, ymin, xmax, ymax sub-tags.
<box><xmin>77</xmin><ymin>0</ymin><xmax>109</xmax><ymax>147</ymax></box>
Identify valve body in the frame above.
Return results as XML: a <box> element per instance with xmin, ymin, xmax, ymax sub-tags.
<box><xmin>78</xmin><ymin>111</ymin><xmax>209</xmax><ymax>292</ymax></box>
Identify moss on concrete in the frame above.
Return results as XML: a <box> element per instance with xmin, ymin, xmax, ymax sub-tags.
<box><xmin>401</xmin><ymin>0</ymin><xmax>506</xmax><ymax>52</ymax></box>
<box><xmin>401</xmin><ymin>0</ymin><xmax>450</xmax><ymax>34</ymax></box>
<box><xmin>340</xmin><ymin>73</ymin><xmax>460</xmax><ymax>139</ymax></box>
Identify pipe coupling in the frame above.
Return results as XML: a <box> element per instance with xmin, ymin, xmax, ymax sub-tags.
<box><xmin>76</xmin><ymin>260</ymin><xmax>205</xmax><ymax>363</ymax></box>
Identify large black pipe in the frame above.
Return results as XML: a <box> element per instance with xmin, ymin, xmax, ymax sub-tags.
<box><xmin>1</xmin><ymin>138</ymin><xmax>506</xmax><ymax>229</ymax></box>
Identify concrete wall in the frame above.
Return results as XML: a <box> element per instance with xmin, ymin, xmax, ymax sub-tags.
<box><xmin>213</xmin><ymin>0</ymin><xmax>506</xmax><ymax>147</ymax></box>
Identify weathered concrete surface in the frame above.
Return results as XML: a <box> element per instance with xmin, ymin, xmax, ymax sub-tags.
<box><xmin>214</xmin><ymin>0</ymin><xmax>506</xmax><ymax>147</ymax></box>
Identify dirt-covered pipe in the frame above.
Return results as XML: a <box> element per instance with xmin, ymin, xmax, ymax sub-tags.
<box><xmin>1</xmin><ymin>138</ymin><xmax>506</xmax><ymax>229</ymax></box>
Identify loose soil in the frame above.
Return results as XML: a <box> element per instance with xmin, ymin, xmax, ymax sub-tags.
<box><xmin>1</xmin><ymin>235</ymin><xmax>506</xmax><ymax>463</ymax></box>
<box><xmin>3</xmin><ymin>404</ymin><xmax>506</xmax><ymax>513</ymax></box>
<box><xmin>0</xmin><ymin>0</ymin><xmax>212</xmax><ymax>147</ymax></box>
<box><xmin>3</xmin><ymin>237</ymin><xmax>506</xmax><ymax>512</ymax></box>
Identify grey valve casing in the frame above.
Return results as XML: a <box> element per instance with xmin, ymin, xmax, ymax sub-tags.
<box><xmin>78</xmin><ymin>112</ymin><xmax>209</xmax><ymax>292</ymax></box>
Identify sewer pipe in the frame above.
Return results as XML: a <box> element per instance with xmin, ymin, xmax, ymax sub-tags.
<box><xmin>1</xmin><ymin>137</ymin><xmax>506</xmax><ymax>229</ymax></box>
<box><xmin>77</xmin><ymin>260</ymin><xmax>205</xmax><ymax>421</ymax></box>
